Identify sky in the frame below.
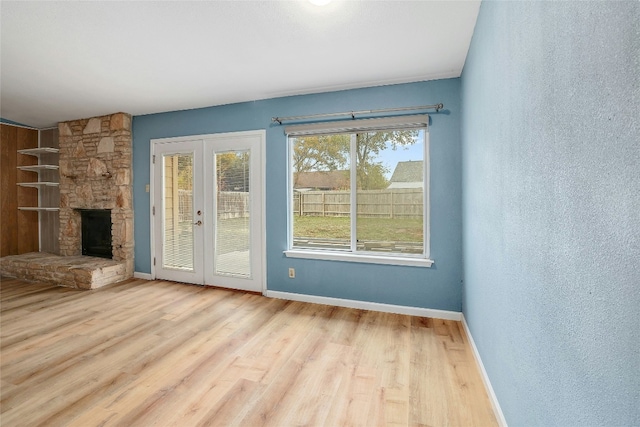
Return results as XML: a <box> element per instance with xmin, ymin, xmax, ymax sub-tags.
<box><xmin>378</xmin><ymin>130</ymin><xmax>424</xmax><ymax>179</ymax></box>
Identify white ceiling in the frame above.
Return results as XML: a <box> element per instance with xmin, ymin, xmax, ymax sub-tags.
<box><xmin>0</xmin><ymin>1</ymin><xmax>480</xmax><ymax>129</ymax></box>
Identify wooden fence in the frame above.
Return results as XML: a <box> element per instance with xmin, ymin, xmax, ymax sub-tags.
<box><xmin>177</xmin><ymin>189</ymin><xmax>423</xmax><ymax>220</ymax></box>
<box><xmin>179</xmin><ymin>190</ymin><xmax>249</xmax><ymax>220</ymax></box>
<box><xmin>216</xmin><ymin>191</ymin><xmax>249</xmax><ymax>219</ymax></box>
<box><xmin>293</xmin><ymin>188</ymin><xmax>423</xmax><ymax>218</ymax></box>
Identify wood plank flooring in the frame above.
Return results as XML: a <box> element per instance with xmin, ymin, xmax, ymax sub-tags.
<box><xmin>0</xmin><ymin>277</ymin><xmax>497</xmax><ymax>426</ymax></box>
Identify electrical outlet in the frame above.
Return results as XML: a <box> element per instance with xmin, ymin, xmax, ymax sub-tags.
<box><xmin>288</xmin><ymin>268</ymin><xmax>295</xmax><ymax>278</ymax></box>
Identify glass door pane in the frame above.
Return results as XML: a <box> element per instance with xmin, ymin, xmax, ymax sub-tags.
<box><xmin>214</xmin><ymin>151</ymin><xmax>251</xmax><ymax>277</ymax></box>
<box><xmin>163</xmin><ymin>153</ymin><xmax>194</xmax><ymax>270</ymax></box>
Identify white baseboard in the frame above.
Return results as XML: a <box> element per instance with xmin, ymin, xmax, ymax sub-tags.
<box><xmin>264</xmin><ymin>290</ymin><xmax>462</xmax><ymax>321</ymax></box>
<box><xmin>461</xmin><ymin>315</ymin><xmax>508</xmax><ymax>427</ymax></box>
<box><xmin>133</xmin><ymin>272</ymin><xmax>153</xmax><ymax>280</ymax></box>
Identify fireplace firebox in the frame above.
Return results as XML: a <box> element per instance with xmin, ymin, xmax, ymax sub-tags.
<box><xmin>79</xmin><ymin>209</ymin><xmax>112</xmax><ymax>259</ymax></box>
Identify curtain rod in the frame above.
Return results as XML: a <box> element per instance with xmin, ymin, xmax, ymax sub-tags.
<box><xmin>271</xmin><ymin>103</ymin><xmax>444</xmax><ymax>125</ymax></box>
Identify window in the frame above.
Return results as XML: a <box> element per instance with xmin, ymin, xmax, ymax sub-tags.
<box><xmin>285</xmin><ymin>115</ymin><xmax>433</xmax><ymax>267</ymax></box>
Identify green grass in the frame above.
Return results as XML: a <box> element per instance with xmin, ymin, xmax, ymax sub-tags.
<box><xmin>294</xmin><ymin>215</ymin><xmax>423</xmax><ymax>242</ymax></box>
<box><xmin>170</xmin><ymin>216</ymin><xmax>422</xmax><ymax>261</ymax></box>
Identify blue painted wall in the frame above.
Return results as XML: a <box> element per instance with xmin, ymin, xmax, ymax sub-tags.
<box><xmin>133</xmin><ymin>79</ymin><xmax>463</xmax><ymax>311</ymax></box>
<box><xmin>0</xmin><ymin>117</ymin><xmax>31</xmax><ymax>127</ymax></box>
<box><xmin>461</xmin><ymin>1</ymin><xmax>639</xmax><ymax>425</ymax></box>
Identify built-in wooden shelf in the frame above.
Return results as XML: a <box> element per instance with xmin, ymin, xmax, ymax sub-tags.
<box><xmin>9</xmin><ymin>127</ymin><xmax>61</xmax><ymax>254</ymax></box>
<box><xmin>17</xmin><ymin>182</ymin><xmax>59</xmax><ymax>188</ymax></box>
<box><xmin>17</xmin><ymin>165</ymin><xmax>59</xmax><ymax>172</ymax></box>
<box><xmin>17</xmin><ymin>147</ymin><xmax>60</xmax><ymax>156</ymax></box>
<box><xmin>18</xmin><ymin>207</ymin><xmax>60</xmax><ymax>212</ymax></box>
<box><xmin>17</xmin><ymin>146</ymin><xmax>60</xmax><ymax>214</ymax></box>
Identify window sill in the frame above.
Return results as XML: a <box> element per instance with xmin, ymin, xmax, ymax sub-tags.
<box><xmin>284</xmin><ymin>249</ymin><xmax>434</xmax><ymax>268</ymax></box>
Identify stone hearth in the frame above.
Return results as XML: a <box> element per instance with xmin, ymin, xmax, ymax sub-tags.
<box><xmin>0</xmin><ymin>253</ymin><xmax>127</xmax><ymax>290</ymax></box>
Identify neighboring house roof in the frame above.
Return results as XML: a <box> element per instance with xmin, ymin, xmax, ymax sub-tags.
<box><xmin>388</xmin><ymin>161</ymin><xmax>423</xmax><ymax>189</ymax></box>
<box><xmin>294</xmin><ymin>170</ymin><xmax>349</xmax><ymax>190</ymax></box>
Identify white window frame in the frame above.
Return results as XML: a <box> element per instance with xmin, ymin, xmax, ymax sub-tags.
<box><xmin>284</xmin><ymin>115</ymin><xmax>434</xmax><ymax>268</ymax></box>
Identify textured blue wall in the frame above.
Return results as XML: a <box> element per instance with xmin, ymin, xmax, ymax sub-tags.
<box><xmin>461</xmin><ymin>1</ymin><xmax>639</xmax><ymax>425</ymax></box>
<box><xmin>133</xmin><ymin>79</ymin><xmax>464</xmax><ymax>311</ymax></box>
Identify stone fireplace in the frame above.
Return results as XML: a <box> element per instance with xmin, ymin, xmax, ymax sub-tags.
<box><xmin>58</xmin><ymin>113</ymin><xmax>134</xmax><ymax>278</ymax></box>
<box><xmin>0</xmin><ymin>113</ymin><xmax>135</xmax><ymax>290</ymax></box>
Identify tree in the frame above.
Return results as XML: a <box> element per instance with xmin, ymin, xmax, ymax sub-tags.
<box><xmin>217</xmin><ymin>152</ymin><xmax>250</xmax><ymax>192</ymax></box>
<box><xmin>177</xmin><ymin>155</ymin><xmax>193</xmax><ymax>190</ymax></box>
<box><xmin>292</xmin><ymin>134</ymin><xmax>349</xmax><ymax>187</ymax></box>
<box><xmin>292</xmin><ymin>134</ymin><xmax>350</xmax><ymax>173</ymax></box>
<box><xmin>356</xmin><ymin>161</ymin><xmax>389</xmax><ymax>190</ymax></box>
<box><xmin>355</xmin><ymin>130</ymin><xmax>418</xmax><ymax>190</ymax></box>
<box><xmin>292</xmin><ymin>130</ymin><xmax>419</xmax><ymax>190</ymax></box>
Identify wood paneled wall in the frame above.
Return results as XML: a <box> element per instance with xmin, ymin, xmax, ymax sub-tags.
<box><xmin>1</xmin><ymin>124</ymin><xmax>39</xmax><ymax>257</ymax></box>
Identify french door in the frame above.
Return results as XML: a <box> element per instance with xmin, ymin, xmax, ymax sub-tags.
<box><xmin>151</xmin><ymin>130</ymin><xmax>264</xmax><ymax>293</ymax></box>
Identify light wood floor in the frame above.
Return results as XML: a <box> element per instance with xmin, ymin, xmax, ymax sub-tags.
<box><xmin>0</xmin><ymin>277</ymin><xmax>497</xmax><ymax>427</ymax></box>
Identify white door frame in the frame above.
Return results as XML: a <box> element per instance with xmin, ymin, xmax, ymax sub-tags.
<box><xmin>149</xmin><ymin>130</ymin><xmax>266</xmax><ymax>294</ymax></box>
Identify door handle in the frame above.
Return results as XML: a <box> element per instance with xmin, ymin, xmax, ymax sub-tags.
<box><xmin>194</xmin><ymin>220</ymin><xmax>202</xmax><ymax>226</ymax></box>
